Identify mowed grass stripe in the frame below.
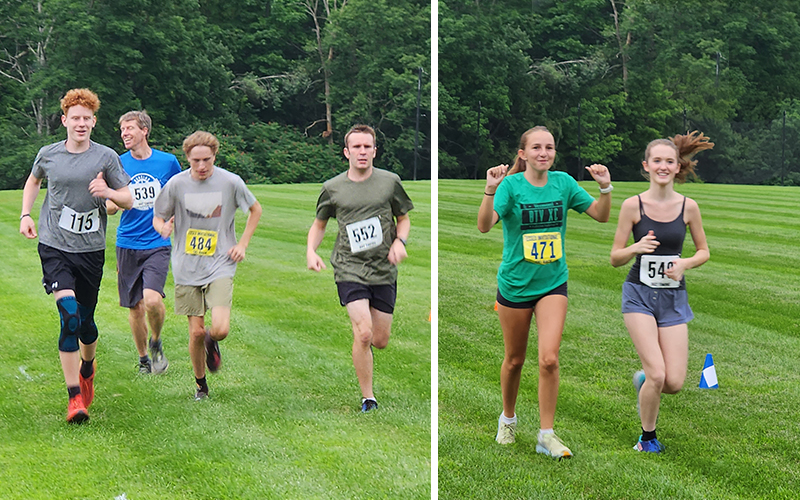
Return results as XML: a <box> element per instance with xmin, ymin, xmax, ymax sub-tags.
<box><xmin>0</xmin><ymin>181</ymin><xmax>430</xmax><ymax>500</ymax></box>
<box><xmin>439</xmin><ymin>180</ymin><xmax>800</xmax><ymax>500</ymax></box>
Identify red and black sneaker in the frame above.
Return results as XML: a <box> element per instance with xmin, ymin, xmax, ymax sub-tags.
<box><xmin>67</xmin><ymin>394</ymin><xmax>89</xmax><ymax>424</ymax></box>
<box><xmin>204</xmin><ymin>330</ymin><xmax>221</xmax><ymax>372</ymax></box>
<box><xmin>79</xmin><ymin>359</ymin><xmax>96</xmax><ymax>408</ymax></box>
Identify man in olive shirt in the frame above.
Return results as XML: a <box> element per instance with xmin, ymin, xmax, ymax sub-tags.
<box><xmin>307</xmin><ymin>124</ymin><xmax>413</xmax><ymax>412</ymax></box>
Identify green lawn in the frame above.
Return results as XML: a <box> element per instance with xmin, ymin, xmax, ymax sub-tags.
<box><xmin>438</xmin><ymin>180</ymin><xmax>800</xmax><ymax>500</ymax></box>
<box><xmin>0</xmin><ymin>181</ymin><xmax>431</xmax><ymax>500</ymax></box>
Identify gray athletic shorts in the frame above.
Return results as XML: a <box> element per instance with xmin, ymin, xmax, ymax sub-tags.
<box><xmin>116</xmin><ymin>246</ymin><xmax>170</xmax><ymax>308</ymax></box>
<box><xmin>621</xmin><ymin>281</ymin><xmax>693</xmax><ymax>327</ymax></box>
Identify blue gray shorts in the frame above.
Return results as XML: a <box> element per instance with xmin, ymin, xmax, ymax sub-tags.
<box><xmin>621</xmin><ymin>282</ymin><xmax>693</xmax><ymax>327</ymax></box>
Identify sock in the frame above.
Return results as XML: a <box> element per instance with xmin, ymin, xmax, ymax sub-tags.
<box><xmin>149</xmin><ymin>338</ymin><xmax>161</xmax><ymax>349</ymax></box>
<box><xmin>67</xmin><ymin>386</ymin><xmax>81</xmax><ymax>399</ymax></box>
<box><xmin>499</xmin><ymin>413</ymin><xmax>517</xmax><ymax>425</ymax></box>
<box><xmin>140</xmin><ymin>355</ymin><xmax>150</xmax><ymax>365</ymax></box>
<box><xmin>79</xmin><ymin>358</ymin><xmax>94</xmax><ymax>379</ymax></box>
<box><xmin>538</xmin><ymin>428</ymin><xmax>555</xmax><ymax>439</ymax></box>
<box><xmin>196</xmin><ymin>377</ymin><xmax>209</xmax><ymax>393</ymax></box>
<box><xmin>362</xmin><ymin>397</ymin><xmax>377</xmax><ymax>403</ymax></box>
<box><xmin>642</xmin><ymin>428</ymin><xmax>657</xmax><ymax>441</ymax></box>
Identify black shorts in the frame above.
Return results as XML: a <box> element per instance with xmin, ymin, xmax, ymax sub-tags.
<box><xmin>116</xmin><ymin>246</ymin><xmax>171</xmax><ymax>308</ymax></box>
<box><xmin>496</xmin><ymin>281</ymin><xmax>568</xmax><ymax>309</ymax></box>
<box><xmin>336</xmin><ymin>282</ymin><xmax>397</xmax><ymax>314</ymax></box>
<box><xmin>38</xmin><ymin>243</ymin><xmax>104</xmax><ymax>308</ymax></box>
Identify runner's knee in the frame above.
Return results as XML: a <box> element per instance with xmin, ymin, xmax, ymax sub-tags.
<box><xmin>538</xmin><ymin>352</ymin><xmax>559</xmax><ymax>373</ymax></box>
<box><xmin>78</xmin><ymin>303</ymin><xmax>98</xmax><ymax>345</ymax></box>
<box><xmin>56</xmin><ymin>296</ymin><xmax>81</xmax><ymax>352</ymax></box>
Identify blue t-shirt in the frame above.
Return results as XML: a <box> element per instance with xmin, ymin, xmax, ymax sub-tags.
<box><xmin>494</xmin><ymin>170</ymin><xmax>595</xmax><ymax>301</ymax></box>
<box><xmin>116</xmin><ymin>149</ymin><xmax>182</xmax><ymax>250</ymax></box>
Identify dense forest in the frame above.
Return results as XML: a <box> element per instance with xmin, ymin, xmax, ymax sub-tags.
<box><xmin>440</xmin><ymin>0</ymin><xmax>800</xmax><ymax>184</ymax></box>
<box><xmin>0</xmin><ymin>0</ymin><xmax>431</xmax><ymax>190</ymax></box>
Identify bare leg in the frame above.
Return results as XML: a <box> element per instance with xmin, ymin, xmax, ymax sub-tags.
<box><xmin>497</xmin><ymin>304</ymin><xmax>533</xmax><ymax>419</ymax></box>
<box><xmin>533</xmin><ymin>295</ymin><xmax>568</xmax><ymax>430</ymax></box>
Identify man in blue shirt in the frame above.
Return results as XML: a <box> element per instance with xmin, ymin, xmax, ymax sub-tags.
<box><xmin>108</xmin><ymin>111</ymin><xmax>182</xmax><ymax>374</ymax></box>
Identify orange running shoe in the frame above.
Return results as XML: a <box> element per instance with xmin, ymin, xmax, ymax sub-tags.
<box><xmin>79</xmin><ymin>359</ymin><xmax>96</xmax><ymax>408</ymax></box>
<box><xmin>67</xmin><ymin>394</ymin><xmax>89</xmax><ymax>424</ymax></box>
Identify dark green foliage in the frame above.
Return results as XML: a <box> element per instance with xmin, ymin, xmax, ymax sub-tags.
<box><xmin>0</xmin><ymin>0</ymin><xmax>430</xmax><ymax>189</ymax></box>
<box><xmin>440</xmin><ymin>0</ymin><xmax>800</xmax><ymax>183</ymax></box>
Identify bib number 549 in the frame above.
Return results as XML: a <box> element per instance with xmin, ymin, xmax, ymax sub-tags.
<box><xmin>640</xmin><ymin>255</ymin><xmax>680</xmax><ymax>288</ymax></box>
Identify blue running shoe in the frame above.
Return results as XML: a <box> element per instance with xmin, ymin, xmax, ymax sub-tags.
<box><xmin>633</xmin><ymin>435</ymin><xmax>664</xmax><ymax>454</ymax></box>
<box><xmin>361</xmin><ymin>398</ymin><xmax>378</xmax><ymax>413</ymax></box>
<box><xmin>633</xmin><ymin>370</ymin><xmax>645</xmax><ymax>417</ymax></box>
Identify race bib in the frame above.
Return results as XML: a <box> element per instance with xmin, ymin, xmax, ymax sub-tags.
<box><xmin>130</xmin><ymin>180</ymin><xmax>161</xmax><ymax>210</ymax></box>
<box><xmin>346</xmin><ymin>216</ymin><xmax>382</xmax><ymax>253</ymax></box>
<box><xmin>59</xmin><ymin>206</ymin><xmax>100</xmax><ymax>234</ymax></box>
<box><xmin>185</xmin><ymin>228</ymin><xmax>218</xmax><ymax>256</ymax></box>
<box><xmin>640</xmin><ymin>255</ymin><xmax>680</xmax><ymax>288</ymax></box>
<box><xmin>522</xmin><ymin>232</ymin><xmax>562</xmax><ymax>264</ymax></box>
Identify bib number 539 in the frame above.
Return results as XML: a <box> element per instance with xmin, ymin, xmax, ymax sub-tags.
<box><xmin>640</xmin><ymin>255</ymin><xmax>680</xmax><ymax>288</ymax></box>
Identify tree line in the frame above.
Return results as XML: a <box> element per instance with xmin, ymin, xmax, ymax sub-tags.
<box><xmin>439</xmin><ymin>0</ymin><xmax>800</xmax><ymax>184</ymax></box>
<box><xmin>0</xmin><ymin>0</ymin><xmax>431</xmax><ymax>190</ymax></box>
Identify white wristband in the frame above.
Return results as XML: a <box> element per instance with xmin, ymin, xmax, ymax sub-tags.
<box><xmin>599</xmin><ymin>184</ymin><xmax>614</xmax><ymax>194</ymax></box>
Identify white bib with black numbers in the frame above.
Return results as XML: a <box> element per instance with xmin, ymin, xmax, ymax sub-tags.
<box><xmin>59</xmin><ymin>206</ymin><xmax>100</xmax><ymax>234</ymax></box>
<box><xmin>346</xmin><ymin>216</ymin><xmax>382</xmax><ymax>253</ymax></box>
<box><xmin>130</xmin><ymin>180</ymin><xmax>161</xmax><ymax>210</ymax></box>
<box><xmin>640</xmin><ymin>255</ymin><xmax>680</xmax><ymax>288</ymax></box>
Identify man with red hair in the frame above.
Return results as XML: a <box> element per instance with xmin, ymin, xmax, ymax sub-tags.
<box><xmin>19</xmin><ymin>88</ymin><xmax>132</xmax><ymax>423</ymax></box>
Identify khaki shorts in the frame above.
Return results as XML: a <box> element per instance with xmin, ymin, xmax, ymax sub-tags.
<box><xmin>174</xmin><ymin>276</ymin><xmax>234</xmax><ymax>316</ymax></box>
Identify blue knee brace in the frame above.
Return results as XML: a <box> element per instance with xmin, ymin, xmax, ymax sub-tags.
<box><xmin>56</xmin><ymin>296</ymin><xmax>81</xmax><ymax>352</ymax></box>
<box><xmin>78</xmin><ymin>303</ymin><xmax>98</xmax><ymax>345</ymax></box>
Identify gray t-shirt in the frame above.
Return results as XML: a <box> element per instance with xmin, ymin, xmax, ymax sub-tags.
<box><xmin>31</xmin><ymin>140</ymin><xmax>130</xmax><ymax>253</ymax></box>
<box><xmin>153</xmin><ymin>167</ymin><xmax>258</xmax><ymax>286</ymax></box>
<box><xmin>315</xmin><ymin>168</ymin><xmax>414</xmax><ymax>285</ymax></box>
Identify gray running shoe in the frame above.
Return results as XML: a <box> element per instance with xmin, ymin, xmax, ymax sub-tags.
<box><xmin>138</xmin><ymin>358</ymin><xmax>152</xmax><ymax>374</ymax></box>
<box><xmin>149</xmin><ymin>339</ymin><xmax>169</xmax><ymax>374</ymax></box>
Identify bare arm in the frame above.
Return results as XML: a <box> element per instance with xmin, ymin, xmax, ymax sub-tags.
<box><xmin>583</xmin><ymin>163</ymin><xmax>612</xmax><ymax>223</ymax></box>
<box><xmin>610</xmin><ymin>197</ymin><xmax>659</xmax><ymax>267</ymax></box>
<box><xmin>388</xmin><ymin>213</ymin><xmax>410</xmax><ymax>265</ymax></box>
<box><xmin>477</xmin><ymin>164</ymin><xmax>507</xmax><ymax>233</ymax></box>
<box><xmin>228</xmin><ymin>200</ymin><xmax>263</xmax><ymax>263</ymax></box>
<box><xmin>665</xmin><ymin>198</ymin><xmax>709</xmax><ymax>281</ymax></box>
<box><xmin>153</xmin><ymin>215</ymin><xmax>174</xmax><ymax>239</ymax></box>
<box><xmin>306</xmin><ymin>218</ymin><xmax>328</xmax><ymax>271</ymax></box>
<box><xmin>106</xmin><ymin>199</ymin><xmax>121</xmax><ymax>216</ymax></box>
<box><xmin>89</xmin><ymin>172</ymin><xmax>133</xmax><ymax>210</ymax></box>
<box><xmin>19</xmin><ymin>174</ymin><xmax>42</xmax><ymax>239</ymax></box>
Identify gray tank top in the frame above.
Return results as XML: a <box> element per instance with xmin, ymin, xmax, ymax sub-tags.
<box><xmin>625</xmin><ymin>195</ymin><xmax>687</xmax><ymax>289</ymax></box>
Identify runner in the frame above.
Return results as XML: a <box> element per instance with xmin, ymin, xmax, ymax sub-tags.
<box><xmin>19</xmin><ymin>88</ymin><xmax>132</xmax><ymax>423</ymax></box>
<box><xmin>306</xmin><ymin>124</ymin><xmax>414</xmax><ymax>413</ymax></box>
<box><xmin>477</xmin><ymin>125</ymin><xmax>612</xmax><ymax>458</ymax></box>
<box><xmin>153</xmin><ymin>131</ymin><xmax>262</xmax><ymax>400</ymax></box>
<box><xmin>610</xmin><ymin>131</ymin><xmax>712</xmax><ymax>454</ymax></box>
<box><xmin>107</xmin><ymin>110</ymin><xmax>182</xmax><ymax>374</ymax></box>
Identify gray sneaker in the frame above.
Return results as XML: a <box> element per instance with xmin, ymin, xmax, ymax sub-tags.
<box><xmin>138</xmin><ymin>358</ymin><xmax>152</xmax><ymax>374</ymax></box>
<box><xmin>149</xmin><ymin>339</ymin><xmax>169</xmax><ymax>374</ymax></box>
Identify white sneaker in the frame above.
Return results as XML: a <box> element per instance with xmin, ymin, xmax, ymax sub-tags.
<box><xmin>536</xmin><ymin>432</ymin><xmax>572</xmax><ymax>459</ymax></box>
<box><xmin>495</xmin><ymin>419</ymin><xmax>516</xmax><ymax>445</ymax></box>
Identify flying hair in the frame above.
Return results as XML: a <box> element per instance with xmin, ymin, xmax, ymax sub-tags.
<box><xmin>506</xmin><ymin>126</ymin><xmax>554</xmax><ymax>176</ymax></box>
<box><xmin>644</xmin><ymin>130</ymin><xmax>714</xmax><ymax>183</ymax></box>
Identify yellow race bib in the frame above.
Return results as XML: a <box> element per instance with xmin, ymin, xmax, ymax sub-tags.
<box><xmin>522</xmin><ymin>232</ymin><xmax>562</xmax><ymax>264</ymax></box>
<box><xmin>185</xmin><ymin>229</ymin><xmax>218</xmax><ymax>256</ymax></box>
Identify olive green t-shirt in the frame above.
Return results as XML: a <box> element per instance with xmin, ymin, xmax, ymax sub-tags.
<box><xmin>315</xmin><ymin>168</ymin><xmax>414</xmax><ymax>285</ymax></box>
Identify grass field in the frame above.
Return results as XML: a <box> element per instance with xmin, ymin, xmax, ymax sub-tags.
<box><xmin>438</xmin><ymin>180</ymin><xmax>800</xmax><ymax>500</ymax></box>
<box><xmin>0</xmin><ymin>181</ymin><xmax>430</xmax><ymax>500</ymax></box>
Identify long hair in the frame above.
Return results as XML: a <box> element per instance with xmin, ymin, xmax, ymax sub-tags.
<box><xmin>506</xmin><ymin>126</ymin><xmax>552</xmax><ymax>176</ymax></box>
<box><xmin>643</xmin><ymin>130</ymin><xmax>714</xmax><ymax>183</ymax></box>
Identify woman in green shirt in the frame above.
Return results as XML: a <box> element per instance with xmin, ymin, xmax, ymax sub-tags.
<box><xmin>477</xmin><ymin>126</ymin><xmax>612</xmax><ymax>459</ymax></box>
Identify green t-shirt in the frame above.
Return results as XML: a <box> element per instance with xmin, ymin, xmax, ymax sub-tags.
<box><xmin>316</xmin><ymin>168</ymin><xmax>414</xmax><ymax>285</ymax></box>
<box><xmin>493</xmin><ymin>171</ymin><xmax>595</xmax><ymax>301</ymax></box>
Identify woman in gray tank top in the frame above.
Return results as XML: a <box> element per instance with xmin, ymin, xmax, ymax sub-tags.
<box><xmin>610</xmin><ymin>131</ymin><xmax>713</xmax><ymax>454</ymax></box>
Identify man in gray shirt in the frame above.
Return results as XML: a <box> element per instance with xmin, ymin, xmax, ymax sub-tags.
<box><xmin>153</xmin><ymin>130</ymin><xmax>262</xmax><ymax>401</ymax></box>
<box><xmin>19</xmin><ymin>88</ymin><xmax>132</xmax><ymax>423</ymax></box>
